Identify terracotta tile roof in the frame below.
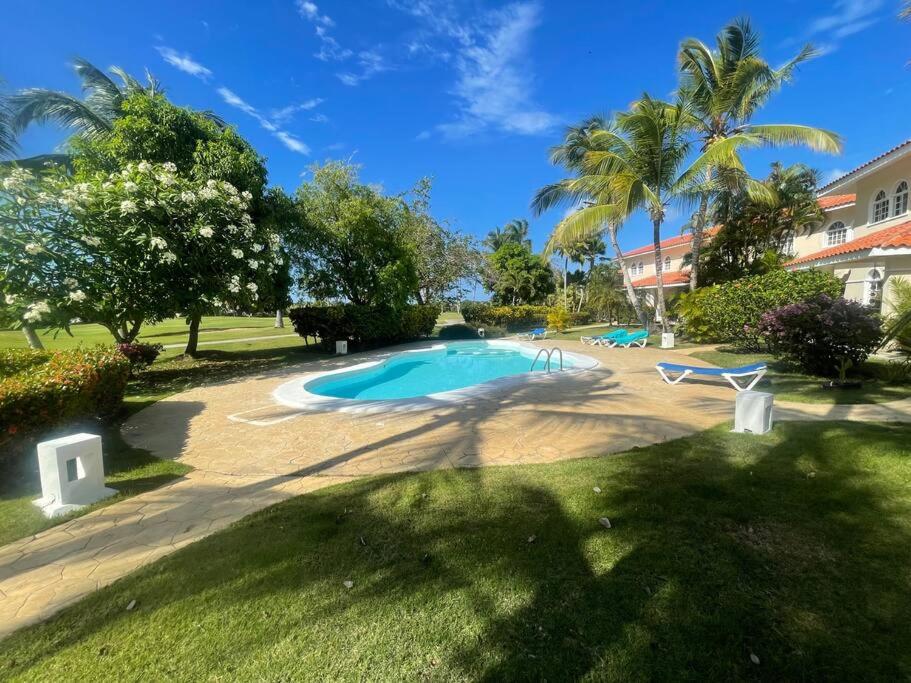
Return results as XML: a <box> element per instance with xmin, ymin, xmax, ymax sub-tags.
<box><xmin>623</xmin><ymin>226</ymin><xmax>721</xmax><ymax>257</ymax></box>
<box><xmin>817</xmin><ymin>194</ymin><xmax>855</xmax><ymax>210</ymax></box>
<box><xmin>630</xmin><ymin>270</ymin><xmax>691</xmax><ymax>288</ymax></box>
<box><xmin>784</xmin><ymin>219</ymin><xmax>911</xmax><ymax>267</ymax></box>
<box><xmin>819</xmin><ymin>139</ymin><xmax>911</xmax><ymax>192</ymax></box>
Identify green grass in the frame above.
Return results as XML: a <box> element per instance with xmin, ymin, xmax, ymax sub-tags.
<box><xmin>2</xmin><ymin>421</ymin><xmax>910</xmax><ymax>679</ymax></box>
<box><xmin>0</xmin><ymin>316</ymin><xmax>284</xmax><ymax>351</ymax></box>
<box><xmin>690</xmin><ymin>349</ymin><xmax>911</xmax><ymax>404</ymax></box>
<box><xmin>547</xmin><ymin>324</ymin><xmax>704</xmax><ymax>348</ymax></box>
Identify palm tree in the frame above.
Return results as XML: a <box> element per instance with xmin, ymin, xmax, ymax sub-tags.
<box><xmin>483</xmin><ymin>226</ymin><xmax>511</xmax><ymax>252</ymax></box>
<box><xmin>8</xmin><ymin>59</ymin><xmax>162</xmax><ymax>162</ymax></box>
<box><xmin>532</xmin><ymin>116</ymin><xmax>648</xmax><ymax>325</ymax></box>
<box><xmin>503</xmin><ymin>218</ymin><xmax>532</xmax><ymax>250</ymax></box>
<box><xmin>0</xmin><ymin>81</ymin><xmax>15</xmax><ymax>159</ymax></box>
<box><xmin>538</xmin><ymin>96</ymin><xmax>740</xmax><ymax>333</ymax></box>
<box><xmin>677</xmin><ymin>18</ymin><xmax>842</xmax><ymax>290</ymax></box>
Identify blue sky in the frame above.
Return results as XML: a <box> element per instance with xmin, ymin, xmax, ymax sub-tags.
<box><xmin>4</xmin><ymin>0</ymin><xmax>910</xmax><ymax>254</ymax></box>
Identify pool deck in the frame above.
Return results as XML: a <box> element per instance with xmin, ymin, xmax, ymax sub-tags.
<box><xmin>2</xmin><ymin>339</ymin><xmax>910</xmax><ymax>639</ymax></box>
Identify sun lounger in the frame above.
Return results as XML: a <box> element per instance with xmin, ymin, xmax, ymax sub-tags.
<box><xmin>517</xmin><ymin>327</ymin><xmax>548</xmax><ymax>340</ymax></box>
<box><xmin>605</xmin><ymin>330</ymin><xmax>649</xmax><ymax>348</ymax></box>
<box><xmin>580</xmin><ymin>329</ymin><xmax>627</xmax><ymax>345</ymax></box>
<box><xmin>655</xmin><ymin>361</ymin><xmax>767</xmax><ymax>391</ymax></box>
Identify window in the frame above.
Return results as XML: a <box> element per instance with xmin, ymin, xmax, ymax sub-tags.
<box><xmin>826</xmin><ymin>221</ymin><xmax>848</xmax><ymax>247</ymax></box>
<box><xmin>663</xmin><ymin>256</ymin><xmax>671</xmax><ymax>272</ymax></box>
<box><xmin>873</xmin><ymin>190</ymin><xmax>889</xmax><ymax>223</ymax></box>
<box><xmin>637</xmin><ymin>261</ymin><xmax>644</xmax><ymax>275</ymax></box>
<box><xmin>894</xmin><ymin>181</ymin><xmax>909</xmax><ymax>217</ymax></box>
<box><xmin>864</xmin><ymin>268</ymin><xmax>883</xmax><ymax>309</ymax></box>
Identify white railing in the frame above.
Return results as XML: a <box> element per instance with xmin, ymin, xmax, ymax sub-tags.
<box><xmin>530</xmin><ymin>347</ymin><xmax>564</xmax><ymax>373</ymax></box>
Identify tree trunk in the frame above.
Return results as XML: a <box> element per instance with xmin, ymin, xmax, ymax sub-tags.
<box><xmin>184</xmin><ymin>313</ymin><xmax>202</xmax><ymax>357</ymax></box>
<box><xmin>275</xmin><ymin>309</ymin><xmax>284</xmax><ymax>328</ymax></box>
<box><xmin>21</xmin><ymin>324</ymin><xmax>44</xmax><ymax>350</ymax></box>
<box><xmin>563</xmin><ymin>257</ymin><xmax>568</xmax><ymax>309</ymax></box>
<box><xmin>606</xmin><ymin>223</ymin><xmax>647</xmax><ymax>327</ymax></box>
<box><xmin>689</xmin><ymin>167</ymin><xmax>713</xmax><ymax>292</ymax></box>
<box><xmin>652</xmin><ymin>218</ymin><xmax>669</xmax><ymax>334</ymax></box>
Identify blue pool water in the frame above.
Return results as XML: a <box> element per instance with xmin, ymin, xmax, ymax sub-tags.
<box><xmin>306</xmin><ymin>342</ymin><xmax>574</xmax><ymax>400</ymax></box>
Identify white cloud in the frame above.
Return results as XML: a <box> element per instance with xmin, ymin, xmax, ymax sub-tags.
<box><xmin>802</xmin><ymin>0</ymin><xmax>883</xmax><ymax>55</ymax></box>
<box><xmin>271</xmin><ymin>98</ymin><xmax>325</xmax><ymax>123</ymax></box>
<box><xmin>309</xmin><ymin>113</ymin><xmax>329</xmax><ymax>123</ymax></box>
<box><xmin>297</xmin><ymin>0</ymin><xmax>353</xmax><ymax>62</ymax></box>
<box><xmin>415</xmin><ymin>130</ymin><xmax>431</xmax><ymax>141</ymax></box>
<box><xmin>297</xmin><ymin>0</ymin><xmax>333</xmax><ymax>26</ymax></box>
<box><xmin>822</xmin><ymin>168</ymin><xmax>848</xmax><ymax>185</ymax></box>
<box><xmin>437</xmin><ymin>2</ymin><xmax>558</xmax><ymax>138</ymax></box>
<box><xmin>156</xmin><ymin>46</ymin><xmax>213</xmax><ymax>80</ymax></box>
<box><xmin>217</xmin><ymin>87</ymin><xmax>311</xmax><ymax>155</ymax></box>
<box><xmin>336</xmin><ymin>50</ymin><xmax>388</xmax><ymax>86</ymax></box>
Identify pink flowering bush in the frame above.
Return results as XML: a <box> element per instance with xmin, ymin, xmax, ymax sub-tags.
<box><xmin>116</xmin><ymin>342</ymin><xmax>163</xmax><ymax>370</ymax></box>
<box><xmin>757</xmin><ymin>294</ymin><xmax>883</xmax><ymax>377</ymax></box>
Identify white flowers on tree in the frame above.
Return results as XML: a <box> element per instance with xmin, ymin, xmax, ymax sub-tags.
<box><xmin>0</xmin><ymin>161</ymin><xmax>281</xmax><ymax>344</ymax></box>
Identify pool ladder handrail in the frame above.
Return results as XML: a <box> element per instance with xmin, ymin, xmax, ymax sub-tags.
<box><xmin>530</xmin><ymin>347</ymin><xmax>564</xmax><ymax>373</ymax></box>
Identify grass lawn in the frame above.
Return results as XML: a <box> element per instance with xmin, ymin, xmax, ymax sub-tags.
<box><xmin>1</xmin><ymin>421</ymin><xmax>909</xmax><ymax>679</ymax></box>
<box><xmin>0</xmin><ymin>316</ymin><xmax>284</xmax><ymax>351</ymax></box>
<box><xmin>547</xmin><ymin>324</ymin><xmax>705</xmax><ymax>349</ymax></box>
<box><xmin>690</xmin><ymin>348</ymin><xmax>911</xmax><ymax>404</ymax></box>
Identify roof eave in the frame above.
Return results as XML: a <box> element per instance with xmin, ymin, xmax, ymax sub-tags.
<box><xmin>819</xmin><ymin>143</ymin><xmax>911</xmax><ymax>196</ymax></box>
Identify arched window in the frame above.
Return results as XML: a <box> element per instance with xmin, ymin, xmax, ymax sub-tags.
<box><xmin>663</xmin><ymin>256</ymin><xmax>671</xmax><ymax>271</ymax></box>
<box><xmin>894</xmin><ymin>181</ymin><xmax>909</xmax><ymax>217</ymax></box>
<box><xmin>873</xmin><ymin>190</ymin><xmax>889</xmax><ymax>223</ymax></box>
<box><xmin>637</xmin><ymin>261</ymin><xmax>644</xmax><ymax>275</ymax></box>
<box><xmin>864</xmin><ymin>268</ymin><xmax>883</xmax><ymax>308</ymax></box>
<box><xmin>826</xmin><ymin>221</ymin><xmax>848</xmax><ymax>247</ymax></box>
<box><xmin>780</xmin><ymin>232</ymin><xmax>795</xmax><ymax>256</ymax></box>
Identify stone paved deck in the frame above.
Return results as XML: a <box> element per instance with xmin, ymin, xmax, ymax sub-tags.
<box><xmin>2</xmin><ymin>339</ymin><xmax>909</xmax><ymax>639</ymax></box>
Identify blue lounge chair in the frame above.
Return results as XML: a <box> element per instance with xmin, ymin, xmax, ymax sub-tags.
<box><xmin>656</xmin><ymin>361</ymin><xmax>767</xmax><ymax>391</ymax></box>
<box><xmin>580</xmin><ymin>329</ymin><xmax>627</xmax><ymax>345</ymax></box>
<box><xmin>517</xmin><ymin>327</ymin><xmax>548</xmax><ymax>340</ymax></box>
<box><xmin>605</xmin><ymin>330</ymin><xmax>649</xmax><ymax>348</ymax></box>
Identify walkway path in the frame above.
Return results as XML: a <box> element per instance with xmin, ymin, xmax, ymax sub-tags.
<box><xmin>1</xmin><ymin>341</ymin><xmax>909</xmax><ymax>639</ymax></box>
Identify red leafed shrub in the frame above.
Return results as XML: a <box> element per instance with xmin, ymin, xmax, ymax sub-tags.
<box><xmin>0</xmin><ymin>347</ymin><xmax>131</xmax><ymax>455</ymax></box>
<box><xmin>116</xmin><ymin>342</ymin><xmax>163</xmax><ymax>370</ymax></box>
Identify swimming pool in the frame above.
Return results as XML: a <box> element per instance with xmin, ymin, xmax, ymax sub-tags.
<box><xmin>273</xmin><ymin>341</ymin><xmax>597</xmax><ymax>410</ymax></box>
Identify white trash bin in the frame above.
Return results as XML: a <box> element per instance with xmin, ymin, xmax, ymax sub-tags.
<box><xmin>335</xmin><ymin>340</ymin><xmax>348</xmax><ymax>355</ymax></box>
<box><xmin>733</xmin><ymin>391</ymin><xmax>774</xmax><ymax>434</ymax></box>
<box><xmin>660</xmin><ymin>332</ymin><xmax>675</xmax><ymax>349</ymax></box>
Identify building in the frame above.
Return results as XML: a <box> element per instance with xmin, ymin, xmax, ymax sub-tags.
<box><xmin>619</xmin><ymin>138</ymin><xmax>911</xmax><ymax>315</ymax></box>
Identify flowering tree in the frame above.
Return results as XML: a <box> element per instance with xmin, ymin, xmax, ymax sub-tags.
<box><xmin>0</xmin><ymin>162</ymin><xmax>283</xmax><ymax>353</ymax></box>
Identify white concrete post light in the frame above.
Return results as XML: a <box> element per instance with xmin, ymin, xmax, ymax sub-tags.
<box><xmin>32</xmin><ymin>433</ymin><xmax>116</xmax><ymax>518</ymax></box>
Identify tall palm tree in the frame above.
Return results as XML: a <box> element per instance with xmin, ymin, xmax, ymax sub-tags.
<box><xmin>677</xmin><ymin>18</ymin><xmax>842</xmax><ymax>290</ymax></box>
<box><xmin>483</xmin><ymin>226</ymin><xmax>511</xmax><ymax>252</ymax></box>
<box><xmin>538</xmin><ymin>96</ymin><xmax>739</xmax><ymax>333</ymax></box>
<box><xmin>533</xmin><ymin>116</ymin><xmax>648</xmax><ymax>325</ymax></box>
<box><xmin>503</xmin><ymin>218</ymin><xmax>532</xmax><ymax>250</ymax></box>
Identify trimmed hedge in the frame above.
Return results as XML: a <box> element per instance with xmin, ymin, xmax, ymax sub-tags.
<box><xmin>0</xmin><ymin>347</ymin><xmax>131</xmax><ymax>454</ymax></box>
<box><xmin>289</xmin><ymin>304</ymin><xmax>440</xmax><ymax>351</ymax></box>
<box><xmin>461</xmin><ymin>303</ymin><xmax>590</xmax><ymax>331</ymax></box>
<box><xmin>677</xmin><ymin>270</ymin><xmax>844</xmax><ymax>349</ymax></box>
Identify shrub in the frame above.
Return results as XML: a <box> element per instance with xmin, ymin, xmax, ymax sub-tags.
<box><xmin>438</xmin><ymin>324</ymin><xmax>481</xmax><ymax>340</ymax></box>
<box><xmin>289</xmin><ymin>304</ymin><xmax>440</xmax><ymax>351</ymax></box>
<box><xmin>0</xmin><ymin>349</ymin><xmax>52</xmax><ymax>377</ymax></box>
<box><xmin>678</xmin><ymin>270</ymin><xmax>843</xmax><ymax>348</ymax></box>
<box><xmin>547</xmin><ymin>308</ymin><xmax>571</xmax><ymax>332</ymax></box>
<box><xmin>116</xmin><ymin>342</ymin><xmax>163</xmax><ymax>370</ymax></box>
<box><xmin>461</xmin><ymin>303</ymin><xmax>587</xmax><ymax>331</ymax></box>
<box><xmin>0</xmin><ymin>347</ymin><xmax>131</xmax><ymax>454</ymax></box>
<box><xmin>757</xmin><ymin>294</ymin><xmax>883</xmax><ymax>377</ymax></box>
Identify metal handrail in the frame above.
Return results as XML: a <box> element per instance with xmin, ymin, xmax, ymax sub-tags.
<box><xmin>529</xmin><ymin>347</ymin><xmax>564</xmax><ymax>374</ymax></box>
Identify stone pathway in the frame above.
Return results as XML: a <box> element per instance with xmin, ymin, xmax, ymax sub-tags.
<box><xmin>1</xmin><ymin>340</ymin><xmax>909</xmax><ymax>639</ymax></box>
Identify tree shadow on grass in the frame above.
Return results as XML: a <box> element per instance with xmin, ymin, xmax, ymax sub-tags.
<box><xmin>3</xmin><ymin>422</ymin><xmax>911</xmax><ymax>680</ymax></box>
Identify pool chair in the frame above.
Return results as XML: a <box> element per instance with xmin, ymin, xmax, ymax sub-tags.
<box><xmin>517</xmin><ymin>327</ymin><xmax>548</xmax><ymax>340</ymax></box>
<box><xmin>580</xmin><ymin>329</ymin><xmax>627</xmax><ymax>345</ymax></box>
<box><xmin>605</xmin><ymin>330</ymin><xmax>649</xmax><ymax>348</ymax></box>
<box><xmin>655</xmin><ymin>361</ymin><xmax>767</xmax><ymax>392</ymax></box>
